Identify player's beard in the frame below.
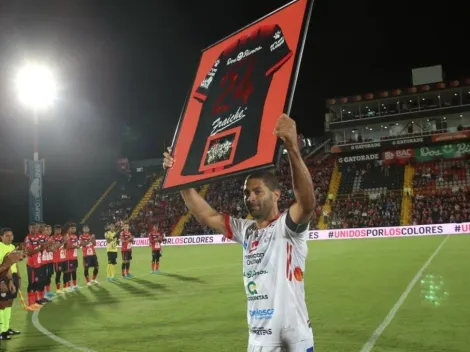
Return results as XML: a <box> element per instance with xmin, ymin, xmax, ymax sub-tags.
<box><xmin>246</xmin><ymin>193</ymin><xmax>274</xmax><ymax>221</ymax></box>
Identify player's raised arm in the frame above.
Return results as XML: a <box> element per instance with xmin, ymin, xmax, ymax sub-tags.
<box><xmin>275</xmin><ymin>114</ymin><xmax>315</xmax><ymax>227</ymax></box>
<box><xmin>163</xmin><ymin>147</ymin><xmax>227</xmax><ymax>234</ymax></box>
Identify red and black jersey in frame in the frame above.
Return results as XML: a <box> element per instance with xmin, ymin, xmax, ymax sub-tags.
<box><xmin>181</xmin><ymin>24</ymin><xmax>292</xmax><ymax>176</ymax></box>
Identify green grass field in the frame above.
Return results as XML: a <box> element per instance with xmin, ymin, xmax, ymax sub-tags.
<box><xmin>3</xmin><ymin>234</ymin><xmax>470</xmax><ymax>351</ymax></box>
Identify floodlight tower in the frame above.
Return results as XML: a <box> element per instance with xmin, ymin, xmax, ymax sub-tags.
<box><xmin>15</xmin><ymin>63</ymin><xmax>58</xmax><ymax>223</ymax></box>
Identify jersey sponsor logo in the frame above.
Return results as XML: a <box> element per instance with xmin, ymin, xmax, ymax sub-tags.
<box><xmin>246</xmin><ymin>281</ymin><xmax>268</xmax><ymax>301</ymax></box>
<box><xmin>250</xmin><ymin>327</ymin><xmax>272</xmax><ymax>336</ymax></box>
<box><xmin>211</xmin><ymin>106</ymin><xmax>247</xmax><ymax>136</ymax></box>
<box><xmin>244</xmin><ymin>269</ymin><xmax>267</xmax><ymax>279</ymax></box>
<box><xmin>286</xmin><ymin>243</ymin><xmax>304</xmax><ymax>282</ymax></box>
<box><xmin>227</xmin><ymin>46</ymin><xmax>262</xmax><ymax>65</ymax></box>
<box><xmin>245</xmin><ymin>252</ymin><xmax>264</xmax><ymax>265</ymax></box>
<box><xmin>248</xmin><ymin>240</ymin><xmax>259</xmax><ymax>254</ymax></box>
<box><xmin>249</xmin><ymin>308</ymin><xmax>274</xmax><ymax>320</ymax></box>
<box><xmin>200</xmin><ymin>76</ymin><xmax>213</xmax><ymax>89</ymax></box>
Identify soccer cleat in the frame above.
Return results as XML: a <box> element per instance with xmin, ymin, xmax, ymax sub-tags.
<box><xmin>66</xmin><ymin>287</ymin><xmax>74</xmax><ymax>293</ymax></box>
<box><xmin>45</xmin><ymin>291</ymin><xmax>57</xmax><ymax>298</ymax></box>
<box><xmin>92</xmin><ymin>280</ymin><xmax>100</xmax><ymax>285</ymax></box>
<box><xmin>7</xmin><ymin>329</ymin><xmax>20</xmax><ymax>336</ymax></box>
<box><xmin>126</xmin><ymin>273</ymin><xmax>133</xmax><ymax>278</ymax></box>
<box><xmin>56</xmin><ymin>289</ymin><xmax>64</xmax><ymax>295</ymax></box>
<box><xmin>87</xmin><ymin>282</ymin><xmax>92</xmax><ymax>286</ymax></box>
<box><xmin>0</xmin><ymin>332</ymin><xmax>11</xmax><ymax>340</ymax></box>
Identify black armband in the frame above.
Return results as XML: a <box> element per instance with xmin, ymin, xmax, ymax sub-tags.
<box><xmin>286</xmin><ymin>211</ymin><xmax>309</xmax><ymax>233</ymax></box>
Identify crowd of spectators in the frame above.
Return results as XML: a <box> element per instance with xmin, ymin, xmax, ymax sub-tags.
<box><xmin>412</xmin><ymin>188</ymin><xmax>469</xmax><ymax>225</ymax></box>
<box><xmin>327</xmin><ymin>193</ymin><xmax>401</xmax><ymax>229</ymax></box>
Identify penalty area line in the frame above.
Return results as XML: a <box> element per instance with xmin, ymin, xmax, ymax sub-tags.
<box><xmin>32</xmin><ymin>308</ymin><xmax>98</xmax><ymax>352</ymax></box>
<box><xmin>360</xmin><ymin>235</ymin><xmax>450</xmax><ymax>352</ymax></box>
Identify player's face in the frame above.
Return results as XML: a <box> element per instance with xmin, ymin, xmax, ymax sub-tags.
<box><xmin>29</xmin><ymin>225</ymin><xmax>37</xmax><ymax>234</ymax></box>
<box><xmin>54</xmin><ymin>228</ymin><xmax>61</xmax><ymax>235</ymax></box>
<box><xmin>243</xmin><ymin>178</ymin><xmax>279</xmax><ymax>220</ymax></box>
<box><xmin>38</xmin><ymin>224</ymin><xmax>45</xmax><ymax>233</ymax></box>
<box><xmin>70</xmin><ymin>226</ymin><xmax>76</xmax><ymax>234</ymax></box>
<box><xmin>45</xmin><ymin>227</ymin><xmax>52</xmax><ymax>236</ymax></box>
<box><xmin>152</xmin><ymin>225</ymin><xmax>158</xmax><ymax>232</ymax></box>
<box><xmin>83</xmin><ymin>227</ymin><xmax>89</xmax><ymax>233</ymax></box>
<box><xmin>124</xmin><ymin>225</ymin><xmax>129</xmax><ymax>231</ymax></box>
<box><xmin>1</xmin><ymin>231</ymin><xmax>13</xmax><ymax>244</ymax></box>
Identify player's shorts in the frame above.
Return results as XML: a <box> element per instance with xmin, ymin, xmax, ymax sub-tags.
<box><xmin>152</xmin><ymin>250</ymin><xmax>162</xmax><ymax>262</ymax></box>
<box><xmin>248</xmin><ymin>340</ymin><xmax>314</xmax><ymax>352</ymax></box>
<box><xmin>27</xmin><ymin>265</ymin><xmax>44</xmax><ymax>285</ymax></box>
<box><xmin>67</xmin><ymin>259</ymin><xmax>79</xmax><ymax>271</ymax></box>
<box><xmin>107</xmin><ymin>252</ymin><xmax>117</xmax><ymax>265</ymax></box>
<box><xmin>55</xmin><ymin>261</ymin><xmax>68</xmax><ymax>273</ymax></box>
<box><xmin>83</xmin><ymin>255</ymin><xmax>99</xmax><ymax>268</ymax></box>
<box><xmin>121</xmin><ymin>250</ymin><xmax>132</xmax><ymax>261</ymax></box>
<box><xmin>43</xmin><ymin>263</ymin><xmax>54</xmax><ymax>278</ymax></box>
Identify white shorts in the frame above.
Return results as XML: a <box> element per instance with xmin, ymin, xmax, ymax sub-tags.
<box><xmin>248</xmin><ymin>340</ymin><xmax>314</xmax><ymax>352</ymax></box>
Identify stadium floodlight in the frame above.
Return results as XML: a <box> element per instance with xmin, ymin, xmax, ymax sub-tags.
<box><xmin>15</xmin><ymin>62</ymin><xmax>58</xmax><ymax>111</ymax></box>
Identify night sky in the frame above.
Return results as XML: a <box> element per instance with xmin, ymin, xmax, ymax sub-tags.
<box><xmin>0</xmin><ymin>0</ymin><xmax>467</xmax><ymax>233</ymax></box>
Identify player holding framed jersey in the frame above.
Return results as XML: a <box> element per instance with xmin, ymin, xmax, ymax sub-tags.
<box><xmin>79</xmin><ymin>225</ymin><xmax>99</xmax><ymax>286</ymax></box>
<box><xmin>148</xmin><ymin>223</ymin><xmax>164</xmax><ymax>274</ymax></box>
<box><xmin>181</xmin><ymin>24</ymin><xmax>292</xmax><ymax>176</ymax></box>
<box><xmin>164</xmin><ymin>114</ymin><xmax>316</xmax><ymax>352</ymax></box>
<box><xmin>65</xmin><ymin>223</ymin><xmax>80</xmax><ymax>291</ymax></box>
<box><xmin>119</xmin><ymin>223</ymin><xmax>134</xmax><ymax>278</ymax></box>
<box><xmin>105</xmin><ymin>224</ymin><xmax>119</xmax><ymax>281</ymax></box>
<box><xmin>52</xmin><ymin>225</ymin><xmax>68</xmax><ymax>294</ymax></box>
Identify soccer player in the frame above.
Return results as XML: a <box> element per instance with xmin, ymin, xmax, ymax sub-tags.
<box><xmin>65</xmin><ymin>223</ymin><xmax>80</xmax><ymax>291</ymax></box>
<box><xmin>163</xmin><ymin>114</ymin><xmax>316</xmax><ymax>351</ymax></box>
<box><xmin>52</xmin><ymin>225</ymin><xmax>68</xmax><ymax>294</ymax></box>
<box><xmin>42</xmin><ymin>225</ymin><xmax>56</xmax><ymax>298</ymax></box>
<box><xmin>119</xmin><ymin>223</ymin><xmax>134</xmax><ymax>278</ymax></box>
<box><xmin>24</xmin><ymin>223</ymin><xmax>47</xmax><ymax>307</ymax></box>
<box><xmin>148</xmin><ymin>223</ymin><xmax>164</xmax><ymax>273</ymax></box>
<box><xmin>79</xmin><ymin>225</ymin><xmax>99</xmax><ymax>285</ymax></box>
<box><xmin>105</xmin><ymin>224</ymin><xmax>119</xmax><ymax>281</ymax></box>
<box><xmin>35</xmin><ymin>223</ymin><xmax>52</xmax><ymax>303</ymax></box>
<box><xmin>0</xmin><ymin>228</ymin><xmax>23</xmax><ymax>339</ymax></box>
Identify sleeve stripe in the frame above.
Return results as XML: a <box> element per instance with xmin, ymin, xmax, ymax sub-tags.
<box><xmin>194</xmin><ymin>91</ymin><xmax>207</xmax><ymax>102</ymax></box>
<box><xmin>224</xmin><ymin>215</ymin><xmax>234</xmax><ymax>239</ymax></box>
<box><xmin>266</xmin><ymin>51</ymin><xmax>293</xmax><ymax>77</ymax></box>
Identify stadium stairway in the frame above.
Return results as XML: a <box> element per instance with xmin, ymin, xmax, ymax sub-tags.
<box><xmin>80</xmin><ymin>181</ymin><xmax>117</xmax><ymax>225</ymax></box>
<box><xmin>400</xmin><ymin>164</ymin><xmax>415</xmax><ymax>225</ymax></box>
<box><xmin>171</xmin><ymin>184</ymin><xmax>210</xmax><ymax>236</ymax></box>
<box><xmin>318</xmin><ymin>162</ymin><xmax>341</xmax><ymax>229</ymax></box>
<box><xmin>129</xmin><ymin>176</ymin><xmax>163</xmax><ymax>220</ymax></box>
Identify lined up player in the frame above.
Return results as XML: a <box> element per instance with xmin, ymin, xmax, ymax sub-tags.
<box><xmin>79</xmin><ymin>225</ymin><xmax>99</xmax><ymax>286</ymax></box>
<box><xmin>148</xmin><ymin>223</ymin><xmax>164</xmax><ymax>274</ymax></box>
<box><xmin>105</xmin><ymin>224</ymin><xmax>119</xmax><ymax>281</ymax></box>
<box><xmin>24</xmin><ymin>223</ymin><xmax>47</xmax><ymax>308</ymax></box>
<box><xmin>65</xmin><ymin>224</ymin><xmax>80</xmax><ymax>291</ymax></box>
<box><xmin>35</xmin><ymin>223</ymin><xmax>51</xmax><ymax>303</ymax></box>
<box><xmin>52</xmin><ymin>225</ymin><xmax>69</xmax><ymax>294</ymax></box>
<box><xmin>0</xmin><ymin>227</ymin><xmax>23</xmax><ymax>338</ymax></box>
<box><xmin>120</xmin><ymin>223</ymin><xmax>134</xmax><ymax>278</ymax></box>
<box><xmin>42</xmin><ymin>225</ymin><xmax>56</xmax><ymax>298</ymax></box>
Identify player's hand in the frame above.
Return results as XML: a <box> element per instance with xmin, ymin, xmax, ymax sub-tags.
<box><xmin>274</xmin><ymin>113</ymin><xmax>298</xmax><ymax>149</ymax></box>
<box><xmin>3</xmin><ymin>251</ymin><xmax>26</xmax><ymax>266</ymax></box>
<box><xmin>163</xmin><ymin>147</ymin><xmax>174</xmax><ymax>169</ymax></box>
<box><xmin>8</xmin><ymin>280</ymin><xmax>16</xmax><ymax>294</ymax></box>
<box><xmin>0</xmin><ymin>281</ymin><xmax>8</xmax><ymax>296</ymax></box>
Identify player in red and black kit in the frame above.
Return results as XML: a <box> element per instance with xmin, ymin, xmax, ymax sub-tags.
<box><xmin>35</xmin><ymin>223</ymin><xmax>52</xmax><ymax>304</ymax></box>
<box><xmin>148</xmin><ymin>223</ymin><xmax>164</xmax><ymax>274</ymax></box>
<box><xmin>42</xmin><ymin>225</ymin><xmax>56</xmax><ymax>299</ymax></box>
<box><xmin>79</xmin><ymin>225</ymin><xmax>99</xmax><ymax>285</ymax></box>
<box><xmin>24</xmin><ymin>223</ymin><xmax>47</xmax><ymax>308</ymax></box>
<box><xmin>65</xmin><ymin>223</ymin><xmax>80</xmax><ymax>291</ymax></box>
<box><xmin>120</xmin><ymin>223</ymin><xmax>134</xmax><ymax>278</ymax></box>
<box><xmin>52</xmin><ymin>225</ymin><xmax>69</xmax><ymax>294</ymax></box>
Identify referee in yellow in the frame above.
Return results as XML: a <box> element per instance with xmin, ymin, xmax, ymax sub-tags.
<box><xmin>0</xmin><ymin>228</ymin><xmax>22</xmax><ymax>340</ymax></box>
<box><xmin>105</xmin><ymin>224</ymin><xmax>119</xmax><ymax>281</ymax></box>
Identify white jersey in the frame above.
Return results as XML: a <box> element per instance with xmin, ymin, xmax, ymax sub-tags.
<box><xmin>225</xmin><ymin>211</ymin><xmax>313</xmax><ymax>347</ymax></box>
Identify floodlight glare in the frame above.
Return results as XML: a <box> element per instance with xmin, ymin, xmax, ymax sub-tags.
<box><xmin>15</xmin><ymin>63</ymin><xmax>57</xmax><ymax>110</ymax></box>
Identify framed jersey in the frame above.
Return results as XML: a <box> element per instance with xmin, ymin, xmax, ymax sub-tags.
<box><xmin>161</xmin><ymin>0</ymin><xmax>314</xmax><ymax>193</ymax></box>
